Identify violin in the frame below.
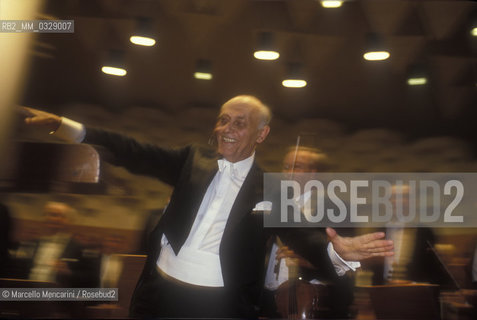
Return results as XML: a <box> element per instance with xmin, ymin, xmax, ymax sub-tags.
<box><xmin>274</xmin><ymin>261</ymin><xmax>331</xmax><ymax>319</ymax></box>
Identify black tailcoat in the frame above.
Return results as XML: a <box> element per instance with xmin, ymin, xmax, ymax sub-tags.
<box><xmin>84</xmin><ymin>128</ymin><xmax>335</xmax><ymax>317</ymax></box>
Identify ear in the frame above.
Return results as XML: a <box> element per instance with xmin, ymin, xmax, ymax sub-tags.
<box><xmin>256</xmin><ymin>125</ymin><xmax>270</xmax><ymax>144</ymax></box>
<box><xmin>208</xmin><ymin>130</ymin><xmax>217</xmax><ymax>146</ymax></box>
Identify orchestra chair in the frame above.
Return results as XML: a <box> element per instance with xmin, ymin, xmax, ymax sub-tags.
<box><xmin>366</xmin><ymin>283</ymin><xmax>440</xmax><ymax>320</ymax></box>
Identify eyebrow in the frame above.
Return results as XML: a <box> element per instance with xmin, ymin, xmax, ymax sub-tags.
<box><xmin>217</xmin><ymin>114</ymin><xmax>247</xmax><ymax>120</ymax></box>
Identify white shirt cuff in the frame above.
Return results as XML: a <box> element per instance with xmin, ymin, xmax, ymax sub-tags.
<box><xmin>51</xmin><ymin>117</ymin><xmax>86</xmax><ymax>143</ymax></box>
<box><xmin>327</xmin><ymin>242</ymin><xmax>361</xmax><ymax>276</ymax></box>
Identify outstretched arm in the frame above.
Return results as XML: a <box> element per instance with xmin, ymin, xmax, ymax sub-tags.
<box><xmin>327</xmin><ymin>227</ymin><xmax>394</xmax><ymax>261</ymax></box>
<box><xmin>18</xmin><ymin>106</ymin><xmax>191</xmax><ymax>186</ymax></box>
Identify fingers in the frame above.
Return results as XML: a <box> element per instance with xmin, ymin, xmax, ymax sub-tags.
<box><xmin>359</xmin><ymin>231</ymin><xmax>386</xmax><ymax>243</ymax></box>
<box><xmin>326</xmin><ymin>227</ymin><xmax>337</xmax><ymax>239</ymax></box>
<box><xmin>24</xmin><ymin>116</ymin><xmax>48</xmax><ymax>124</ymax></box>
<box><xmin>17</xmin><ymin>106</ymin><xmax>35</xmax><ymax>117</ymax></box>
<box><xmin>370</xmin><ymin>250</ymin><xmax>395</xmax><ymax>257</ymax></box>
<box><xmin>364</xmin><ymin>239</ymin><xmax>394</xmax><ymax>250</ymax></box>
<box><xmin>361</xmin><ymin>240</ymin><xmax>394</xmax><ymax>258</ymax></box>
<box><xmin>361</xmin><ymin>240</ymin><xmax>393</xmax><ymax>254</ymax></box>
<box><xmin>18</xmin><ymin>106</ymin><xmax>62</xmax><ymax>131</ymax></box>
<box><xmin>365</xmin><ymin>244</ymin><xmax>394</xmax><ymax>254</ymax></box>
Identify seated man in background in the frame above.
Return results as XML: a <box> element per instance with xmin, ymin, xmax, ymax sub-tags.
<box><xmin>25</xmin><ymin>201</ymin><xmax>98</xmax><ymax>288</ymax></box>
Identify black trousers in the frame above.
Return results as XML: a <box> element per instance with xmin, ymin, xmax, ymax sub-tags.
<box><xmin>130</xmin><ymin>268</ymin><xmax>241</xmax><ymax>318</ymax></box>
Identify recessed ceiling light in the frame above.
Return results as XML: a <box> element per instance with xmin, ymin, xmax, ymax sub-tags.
<box><xmin>321</xmin><ymin>1</ymin><xmax>343</xmax><ymax>9</ymax></box>
<box><xmin>407</xmin><ymin>77</ymin><xmax>427</xmax><ymax>86</ymax></box>
<box><xmin>254</xmin><ymin>32</ymin><xmax>280</xmax><ymax>61</ymax></box>
<box><xmin>194</xmin><ymin>59</ymin><xmax>213</xmax><ymax>80</ymax></box>
<box><xmin>130</xmin><ymin>36</ymin><xmax>156</xmax><ymax>47</ymax></box>
<box><xmin>253</xmin><ymin>50</ymin><xmax>280</xmax><ymax>60</ymax></box>
<box><xmin>363</xmin><ymin>51</ymin><xmax>390</xmax><ymax>61</ymax></box>
<box><xmin>194</xmin><ymin>72</ymin><xmax>212</xmax><ymax>80</ymax></box>
<box><xmin>282</xmin><ymin>79</ymin><xmax>307</xmax><ymax>88</ymax></box>
<box><xmin>130</xmin><ymin>18</ymin><xmax>156</xmax><ymax>47</ymax></box>
<box><xmin>101</xmin><ymin>66</ymin><xmax>127</xmax><ymax>76</ymax></box>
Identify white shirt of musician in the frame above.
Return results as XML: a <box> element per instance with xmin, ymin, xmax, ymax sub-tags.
<box><xmin>29</xmin><ymin>233</ymin><xmax>70</xmax><ymax>282</ymax></box>
<box><xmin>101</xmin><ymin>254</ymin><xmax>123</xmax><ymax>288</ymax></box>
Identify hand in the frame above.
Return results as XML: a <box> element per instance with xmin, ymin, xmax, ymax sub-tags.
<box><xmin>327</xmin><ymin>227</ymin><xmax>394</xmax><ymax>261</ymax></box>
<box><xmin>19</xmin><ymin>106</ymin><xmax>62</xmax><ymax>133</ymax></box>
<box><xmin>276</xmin><ymin>246</ymin><xmax>316</xmax><ymax>269</ymax></box>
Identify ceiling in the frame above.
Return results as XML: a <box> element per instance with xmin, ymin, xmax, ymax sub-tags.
<box><xmin>19</xmin><ymin>0</ymin><xmax>477</xmax><ymax>148</ymax></box>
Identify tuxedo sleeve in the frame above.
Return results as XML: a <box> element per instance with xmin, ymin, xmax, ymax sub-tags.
<box><xmin>277</xmin><ymin>228</ymin><xmax>340</xmax><ymax>281</ymax></box>
<box><xmin>84</xmin><ymin>127</ymin><xmax>191</xmax><ymax>186</ymax></box>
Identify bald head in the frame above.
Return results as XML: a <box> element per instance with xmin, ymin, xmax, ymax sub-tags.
<box><xmin>220</xmin><ymin>95</ymin><xmax>271</xmax><ymax>129</ymax></box>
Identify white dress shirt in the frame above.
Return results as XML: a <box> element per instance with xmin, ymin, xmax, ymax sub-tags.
<box><xmin>157</xmin><ymin>155</ymin><xmax>254</xmax><ymax>286</ymax></box>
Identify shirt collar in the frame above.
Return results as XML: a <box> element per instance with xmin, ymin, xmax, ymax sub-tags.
<box><xmin>217</xmin><ymin>152</ymin><xmax>255</xmax><ymax>180</ymax></box>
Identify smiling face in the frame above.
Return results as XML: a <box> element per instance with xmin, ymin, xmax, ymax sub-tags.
<box><xmin>214</xmin><ymin>97</ymin><xmax>270</xmax><ymax>163</ymax></box>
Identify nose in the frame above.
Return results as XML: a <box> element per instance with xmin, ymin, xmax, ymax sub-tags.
<box><xmin>221</xmin><ymin>121</ymin><xmax>235</xmax><ymax>133</ymax></box>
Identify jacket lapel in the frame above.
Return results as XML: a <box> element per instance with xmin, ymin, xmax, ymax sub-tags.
<box><xmin>222</xmin><ymin>163</ymin><xmax>263</xmax><ymax>235</ymax></box>
<box><xmin>162</xmin><ymin>148</ymin><xmax>218</xmax><ymax>254</ymax></box>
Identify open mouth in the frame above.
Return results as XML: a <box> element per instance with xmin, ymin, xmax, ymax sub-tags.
<box><xmin>222</xmin><ymin>136</ymin><xmax>236</xmax><ymax>143</ymax></box>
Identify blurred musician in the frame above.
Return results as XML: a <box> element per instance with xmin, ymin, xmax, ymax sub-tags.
<box><xmin>262</xmin><ymin>146</ymin><xmax>355</xmax><ymax>319</ymax></box>
<box><xmin>25</xmin><ymin>201</ymin><xmax>98</xmax><ymax>288</ymax></box>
